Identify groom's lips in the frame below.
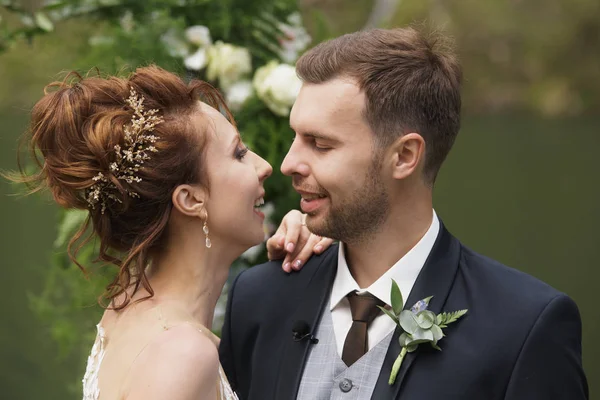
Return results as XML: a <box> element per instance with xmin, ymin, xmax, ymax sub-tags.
<box><xmin>296</xmin><ymin>189</ymin><xmax>328</xmax><ymax>213</ymax></box>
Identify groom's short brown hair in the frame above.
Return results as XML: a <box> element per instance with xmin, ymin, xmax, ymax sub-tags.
<box><xmin>295</xmin><ymin>27</ymin><xmax>462</xmax><ymax>183</ymax></box>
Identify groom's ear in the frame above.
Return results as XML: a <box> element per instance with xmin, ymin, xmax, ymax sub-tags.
<box><xmin>172</xmin><ymin>184</ymin><xmax>207</xmax><ymax>218</ymax></box>
<box><xmin>388</xmin><ymin>133</ymin><xmax>426</xmax><ymax>180</ymax></box>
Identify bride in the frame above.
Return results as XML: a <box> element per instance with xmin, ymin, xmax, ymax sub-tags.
<box><xmin>12</xmin><ymin>65</ymin><xmax>330</xmax><ymax>399</ymax></box>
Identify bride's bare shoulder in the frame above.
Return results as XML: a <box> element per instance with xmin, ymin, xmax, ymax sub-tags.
<box><xmin>126</xmin><ymin>325</ymin><xmax>219</xmax><ymax>399</ymax></box>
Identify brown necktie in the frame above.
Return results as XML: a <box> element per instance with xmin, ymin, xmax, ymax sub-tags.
<box><xmin>341</xmin><ymin>291</ymin><xmax>385</xmax><ymax>366</ymax></box>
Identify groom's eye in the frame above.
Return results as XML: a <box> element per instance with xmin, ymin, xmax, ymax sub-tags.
<box><xmin>313</xmin><ymin>141</ymin><xmax>332</xmax><ymax>152</ymax></box>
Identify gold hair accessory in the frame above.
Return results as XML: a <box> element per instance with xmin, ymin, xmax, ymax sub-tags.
<box><xmin>86</xmin><ymin>88</ymin><xmax>164</xmax><ymax>214</ymax></box>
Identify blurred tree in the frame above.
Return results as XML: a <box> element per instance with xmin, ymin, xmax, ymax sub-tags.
<box><xmin>5</xmin><ymin>0</ymin><xmax>597</xmax><ymax>114</ymax></box>
<box><xmin>388</xmin><ymin>0</ymin><xmax>600</xmax><ymax>115</ymax></box>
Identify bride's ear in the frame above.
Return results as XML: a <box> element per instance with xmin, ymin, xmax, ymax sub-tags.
<box><xmin>172</xmin><ymin>184</ymin><xmax>206</xmax><ymax>218</ymax></box>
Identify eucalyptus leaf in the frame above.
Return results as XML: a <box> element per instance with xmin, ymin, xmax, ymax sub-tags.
<box><xmin>406</xmin><ymin>344</ymin><xmax>418</xmax><ymax>352</ymax></box>
<box><xmin>411</xmin><ymin>327</ymin><xmax>434</xmax><ymax>342</ymax></box>
<box><xmin>431</xmin><ymin>324</ymin><xmax>444</xmax><ymax>341</ymax></box>
<box><xmin>415</xmin><ymin>310</ymin><xmax>436</xmax><ymax>329</ymax></box>
<box><xmin>399</xmin><ymin>310</ymin><xmax>419</xmax><ymax>334</ymax></box>
<box><xmin>405</xmin><ymin>337</ymin><xmax>433</xmax><ymax>347</ymax></box>
<box><xmin>398</xmin><ymin>332</ymin><xmax>413</xmax><ymax>347</ymax></box>
<box><xmin>390</xmin><ymin>278</ymin><xmax>403</xmax><ymax>315</ymax></box>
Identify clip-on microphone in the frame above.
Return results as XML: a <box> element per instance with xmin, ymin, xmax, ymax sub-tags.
<box><xmin>292</xmin><ymin>320</ymin><xmax>319</xmax><ymax>344</ymax></box>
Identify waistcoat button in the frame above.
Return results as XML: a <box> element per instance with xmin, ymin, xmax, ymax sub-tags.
<box><xmin>339</xmin><ymin>378</ymin><xmax>353</xmax><ymax>393</ymax></box>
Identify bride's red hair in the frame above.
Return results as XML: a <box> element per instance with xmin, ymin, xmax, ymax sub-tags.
<box><xmin>7</xmin><ymin>65</ymin><xmax>233</xmax><ymax>310</ymax></box>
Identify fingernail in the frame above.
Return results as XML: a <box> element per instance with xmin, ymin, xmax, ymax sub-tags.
<box><xmin>293</xmin><ymin>260</ymin><xmax>302</xmax><ymax>269</ymax></box>
<box><xmin>286</xmin><ymin>242</ymin><xmax>295</xmax><ymax>252</ymax></box>
<box><xmin>283</xmin><ymin>262</ymin><xmax>290</xmax><ymax>272</ymax></box>
<box><xmin>314</xmin><ymin>245</ymin><xmax>323</xmax><ymax>253</ymax></box>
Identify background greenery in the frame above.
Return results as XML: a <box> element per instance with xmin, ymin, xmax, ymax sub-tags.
<box><xmin>1</xmin><ymin>0</ymin><xmax>598</xmax><ymax>398</ymax></box>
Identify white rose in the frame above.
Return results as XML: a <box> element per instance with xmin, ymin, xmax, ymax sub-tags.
<box><xmin>184</xmin><ymin>48</ymin><xmax>208</xmax><ymax>71</ymax></box>
<box><xmin>253</xmin><ymin>61</ymin><xmax>302</xmax><ymax>117</ymax></box>
<box><xmin>185</xmin><ymin>25</ymin><xmax>212</xmax><ymax>47</ymax></box>
<box><xmin>206</xmin><ymin>41</ymin><xmax>252</xmax><ymax>89</ymax></box>
<box><xmin>226</xmin><ymin>81</ymin><xmax>254</xmax><ymax>112</ymax></box>
<box><xmin>160</xmin><ymin>29</ymin><xmax>189</xmax><ymax>58</ymax></box>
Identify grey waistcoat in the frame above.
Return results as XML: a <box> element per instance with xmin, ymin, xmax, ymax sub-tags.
<box><xmin>296</xmin><ymin>302</ymin><xmax>394</xmax><ymax>400</ymax></box>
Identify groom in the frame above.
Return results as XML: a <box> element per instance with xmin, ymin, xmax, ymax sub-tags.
<box><xmin>219</xmin><ymin>28</ymin><xmax>588</xmax><ymax>399</ymax></box>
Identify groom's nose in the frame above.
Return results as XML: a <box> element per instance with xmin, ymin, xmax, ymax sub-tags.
<box><xmin>281</xmin><ymin>137</ymin><xmax>310</xmax><ymax>177</ymax></box>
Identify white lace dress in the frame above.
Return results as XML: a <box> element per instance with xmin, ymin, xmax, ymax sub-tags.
<box><xmin>82</xmin><ymin>323</ymin><xmax>238</xmax><ymax>400</ymax></box>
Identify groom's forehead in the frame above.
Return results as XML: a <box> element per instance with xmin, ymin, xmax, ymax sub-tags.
<box><xmin>292</xmin><ymin>80</ymin><xmax>365</xmax><ymax>125</ymax></box>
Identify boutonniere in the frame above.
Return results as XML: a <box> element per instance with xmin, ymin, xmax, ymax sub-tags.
<box><xmin>378</xmin><ymin>279</ymin><xmax>468</xmax><ymax>385</ymax></box>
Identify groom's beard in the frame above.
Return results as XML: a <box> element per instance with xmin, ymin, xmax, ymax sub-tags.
<box><xmin>305</xmin><ymin>160</ymin><xmax>389</xmax><ymax>245</ymax></box>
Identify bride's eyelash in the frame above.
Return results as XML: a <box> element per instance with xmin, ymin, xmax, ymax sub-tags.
<box><xmin>235</xmin><ymin>145</ymin><xmax>249</xmax><ymax>160</ymax></box>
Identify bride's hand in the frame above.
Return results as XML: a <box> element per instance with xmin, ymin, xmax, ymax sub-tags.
<box><xmin>267</xmin><ymin>210</ymin><xmax>334</xmax><ymax>273</ymax></box>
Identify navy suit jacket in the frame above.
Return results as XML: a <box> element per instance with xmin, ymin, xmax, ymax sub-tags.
<box><xmin>219</xmin><ymin>223</ymin><xmax>588</xmax><ymax>399</ymax></box>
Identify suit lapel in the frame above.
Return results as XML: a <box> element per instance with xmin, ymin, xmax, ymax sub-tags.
<box><xmin>274</xmin><ymin>245</ymin><xmax>339</xmax><ymax>400</ymax></box>
<box><xmin>372</xmin><ymin>222</ymin><xmax>462</xmax><ymax>399</ymax></box>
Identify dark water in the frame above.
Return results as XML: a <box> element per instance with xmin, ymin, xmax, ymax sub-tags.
<box><xmin>1</xmin><ymin>113</ymin><xmax>598</xmax><ymax>399</ymax></box>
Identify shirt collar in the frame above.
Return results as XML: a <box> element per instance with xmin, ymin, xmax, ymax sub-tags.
<box><xmin>330</xmin><ymin>210</ymin><xmax>440</xmax><ymax>310</ymax></box>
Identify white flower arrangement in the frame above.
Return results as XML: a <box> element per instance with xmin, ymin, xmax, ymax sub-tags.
<box><xmin>253</xmin><ymin>60</ymin><xmax>302</xmax><ymax>117</ymax></box>
<box><xmin>225</xmin><ymin>80</ymin><xmax>253</xmax><ymax>112</ymax></box>
<box><xmin>206</xmin><ymin>41</ymin><xmax>252</xmax><ymax>89</ymax></box>
<box><xmin>163</xmin><ymin>16</ymin><xmax>310</xmax><ymax>117</ymax></box>
<box><xmin>185</xmin><ymin>25</ymin><xmax>211</xmax><ymax>47</ymax></box>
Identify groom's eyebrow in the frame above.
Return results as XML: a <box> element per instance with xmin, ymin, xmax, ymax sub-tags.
<box><xmin>305</xmin><ymin>132</ymin><xmax>336</xmax><ymax>142</ymax></box>
<box><xmin>290</xmin><ymin>124</ymin><xmax>335</xmax><ymax>141</ymax></box>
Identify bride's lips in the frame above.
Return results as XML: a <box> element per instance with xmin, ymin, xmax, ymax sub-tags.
<box><xmin>254</xmin><ymin>192</ymin><xmax>265</xmax><ymax>219</ymax></box>
<box><xmin>254</xmin><ymin>208</ymin><xmax>265</xmax><ymax>219</ymax></box>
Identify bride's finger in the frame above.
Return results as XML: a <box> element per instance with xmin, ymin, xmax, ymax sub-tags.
<box><xmin>266</xmin><ymin>232</ymin><xmax>286</xmax><ymax>260</ymax></box>
<box><xmin>289</xmin><ymin>233</ymin><xmax>323</xmax><ymax>271</ymax></box>
<box><xmin>282</xmin><ymin>252</ymin><xmax>294</xmax><ymax>273</ymax></box>
<box><xmin>313</xmin><ymin>236</ymin><xmax>334</xmax><ymax>254</ymax></box>
<box><xmin>282</xmin><ymin>211</ymin><xmax>305</xmax><ymax>254</ymax></box>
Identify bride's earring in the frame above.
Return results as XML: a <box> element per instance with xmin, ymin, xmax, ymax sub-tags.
<box><xmin>202</xmin><ymin>211</ymin><xmax>211</xmax><ymax>248</ymax></box>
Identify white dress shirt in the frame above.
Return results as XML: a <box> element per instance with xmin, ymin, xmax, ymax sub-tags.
<box><xmin>329</xmin><ymin>210</ymin><xmax>440</xmax><ymax>356</ymax></box>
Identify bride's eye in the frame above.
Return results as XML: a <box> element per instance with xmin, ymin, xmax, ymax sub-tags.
<box><xmin>234</xmin><ymin>145</ymin><xmax>249</xmax><ymax>160</ymax></box>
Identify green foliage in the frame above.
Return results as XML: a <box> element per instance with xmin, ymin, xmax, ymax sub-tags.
<box><xmin>390</xmin><ymin>278</ymin><xmax>404</xmax><ymax>315</ymax></box>
<box><xmin>436</xmin><ymin>309</ymin><xmax>468</xmax><ymax>328</ymax></box>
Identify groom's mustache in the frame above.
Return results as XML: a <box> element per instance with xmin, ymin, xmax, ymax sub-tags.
<box><xmin>292</xmin><ymin>176</ymin><xmax>328</xmax><ymax>197</ymax></box>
